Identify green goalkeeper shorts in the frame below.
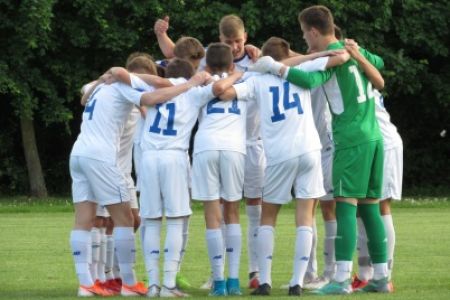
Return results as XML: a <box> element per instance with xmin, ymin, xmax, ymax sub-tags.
<box><xmin>333</xmin><ymin>139</ymin><xmax>384</xmax><ymax>199</ymax></box>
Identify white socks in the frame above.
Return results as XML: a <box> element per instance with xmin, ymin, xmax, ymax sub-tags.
<box><xmin>225</xmin><ymin>224</ymin><xmax>242</xmax><ymax>279</ymax></box>
<box><xmin>97</xmin><ymin>228</ymin><xmax>107</xmax><ymax>282</ymax></box>
<box><xmin>382</xmin><ymin>214</ymin><xmax>395</xmax><ymax>279</ymax></box>
<box><xmin>113</xmin><ymin>227</ymin><xmax>137</xmax><ymax>286</ymax></box>
<box><xmin>246</xmin><ymin>205</ymin><xmax>261</xmax><ymax>274</ymax></box>
<box><xmin>178</xmin><ymin>217</ymin><xmax>190</xmax><ymax>272</ymax></box>
<box><xmin>90</xmin><ymin>227</ymin><xmax>101</xmax><ymax>281</ymax></box>
<box><xmin>206</xmin><ymin>229</ymin><xmax>225</xmax><ymax>281</ymax></box>
<box><xmin>335</xmin><ymin>261</ymin><xmax>353</xmax><ymax>282</ymax></box>
<box><xmin>144</xmin><ymin>219</ymin><xmax>161</xmax><ymax>287</ymax></box>
<box><xmin>290</xmin><ymin>226</ymin><xmax>313</xmax><ymax>287</ymax></box>
<box><xmin>163</xmin><ymin>218</ymin><xmax>183</xmax><ymax>288</ymax></box>
<box><xmin>70</xmin><ymin>230</ymin><xmax>93</xmax><ymax>286</ymax></box>
<box><xmin>306</xmin><ymin>220</ymin><xmax>318</xmax><ymax>277</ymax></box>
<box><xmin>324</xmin><ymin>220</ymin><xmax>337</xmax><ymax>277</ymax></box>
<box><xmin>257</xmin><ymin>225</ymin><xmax>274</xmax><ymax>286</ymax></box>
<box><xmin>105</xmin><ymin>235</ymin><xmax>115</xmax><ymax>280</ymax></box>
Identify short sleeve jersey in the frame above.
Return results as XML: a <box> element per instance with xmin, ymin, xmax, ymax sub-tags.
<box><xmin>373</xmin><ymin>90</ymin><xmax>402</xmax><ymax>150</ymax></box>
<box><xmin>140</xmin><ymin>84</ymin><xmax>214</xmax><ymax>151</ymax></box>
<box><xmin>70</xmin><ymin>81</ymin><xmax>143</xmax><ymax>164</ymax></box>
<box><xmin>233</xmin><ymin>57</ymin><xmax>328</xmax><ymax>166</ymax></box>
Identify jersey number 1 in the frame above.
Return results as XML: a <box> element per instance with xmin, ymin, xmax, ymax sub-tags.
<box><xmin>149</xmin><ymin>103</ymin><xmax>177</xmax><ymax>136</ymax></box>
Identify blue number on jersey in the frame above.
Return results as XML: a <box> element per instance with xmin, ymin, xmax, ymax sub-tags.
<box><xmin>84</xmin><ymin>99</ymin><xmax>97</xmax><ymax>120</ymax></box>
<box><xmin>207</xmin><ymin>98</ymin><xmax>241</xmax><ymax>115</ymax></box>
<box><xmin>270</xmin><ymin>81</ymin><xmax>303</xmax><ymax>123</ymax></box>
<box><xmin>149</xmin><ymin>103</ymin><xmax>177</xmax><ymax>136</ymax></box>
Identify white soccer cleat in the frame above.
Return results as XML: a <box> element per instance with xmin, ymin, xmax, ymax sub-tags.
<box><xmin>303</xmin><ymin>275</ymin><xmax>330</xmax><ymax>290</ymax></box>
<box><xmin>160</xmin><ymin>286</ymin><xmax>189</xmax><ymax>297</ymax></box>
<box><xmin>147</xmin><ymin>284</ymin><xmax>161</xmax><ymax>297</ymax></box>
<box><xmin>199</xmin><ymin>276</ymin><xmax>213</xmax><ymax>290</ymax></box>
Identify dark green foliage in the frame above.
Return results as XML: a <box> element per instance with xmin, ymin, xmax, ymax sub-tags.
<box><xmin>0</xmin><ymin>0</ymin><xmax>448</xmax><ymax>195</ymax></box>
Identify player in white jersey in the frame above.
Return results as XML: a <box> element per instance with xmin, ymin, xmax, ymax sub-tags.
<box><xmin>218</xmin><ymin>37</ymin><xmax>350</xmax><ymax>296</ymax></box>
<box><xmin>154</xmin><ymin>15</ymin><xmax>268</xmax><ymax>289</ymax></box>
<box><xmin>354</xmin><ymin>90</ymin><xmax>402</xmax><ymax>291</ymax></box>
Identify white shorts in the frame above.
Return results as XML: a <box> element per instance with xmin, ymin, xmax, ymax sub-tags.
<box><xmin>124</xmin><ymin>174</ymin><xmax>138</xmax><ymax>209</ymax></box>
<box><xmin>243</xmin><ymin>141</ymin><xmax>266</xmax><ymax>199</ymax></box>
<box><xmin>319</xmin><ymin>145</ymin><xmax>334</xmax><ymax>201</ymax></box>
<box><xmin>96</xmin><ymin>205</ymin><xmax>109</xmax><ymax>217</ymax></box>
<box><xmin>192</xmin><ymin>150</ymin><xmax>245</xmax><ymax>202</ymax></box>
<box><xmin>263</xmin><ymin>151</ymin><xmax>325</xmax><ymax>204</ymax></box>
<box><xmin>139</xmin><ymin>150</ymin><xmax>192</xmax><ymax>218</ymax></box>
<box><xmin>70</xmin><ymin>156</ymin><xmax>130</xmax><ymax>206</ymax></box>
<box><xmin>133</xmin><ymin>142</ymin><xmax>142</xmax><ymax>192</ymax></box>
<box><xmin>381</xmin><ymin>145</ymin><xmax>403</xmax><ymax>201</ymax></box>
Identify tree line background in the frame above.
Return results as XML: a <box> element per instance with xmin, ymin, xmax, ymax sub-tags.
<box><xmin>0</xmin><ymin>0</ymin><xmax>449</xmax><ymax>197</ymax></box>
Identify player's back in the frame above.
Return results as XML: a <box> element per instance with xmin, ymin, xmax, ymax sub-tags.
<box><xmin>71</xmin><ymin>82</ymin><xmax>142</xmax><ymax>164</ymax></box>
<box><xmin>239</xmin><ymin>74</ymin><xmax>321</xmax><ymax>166</ymax></box>
<box><xmin>194</xmin><ymin>75</ymin><xmax>247</xmax><ymax>155</ymax></box>
<box><xmin>373</xmin><ymin>90</ymin><xmax>402</xmax><ymax>150</ymax></box>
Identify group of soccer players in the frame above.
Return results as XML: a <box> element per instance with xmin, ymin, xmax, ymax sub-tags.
<box><xmin>69</xmin><ymin>4</ymin><xmax>403</xmax><ymax>297</ymax></box>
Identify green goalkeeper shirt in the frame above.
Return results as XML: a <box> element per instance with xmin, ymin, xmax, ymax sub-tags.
<box><xmin>286</xmin><ymin>41</ymin><xmax>384</xmax><ymax>150</ymax></box>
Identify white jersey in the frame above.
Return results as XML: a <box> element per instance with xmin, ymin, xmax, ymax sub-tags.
<box><xmin>374</xmin><ymin>90</ymin><xmax>402</xmax><ymax>150</ymax></box>
<box><xmin>118</xmin><ymin>107</ymin><xmax>140</xmax><ymax>173</ymax></box>
<box><xmin>234</xmin><ymin>57</ymin><xmax>329</xmax><ymax>166</ymax></box>
<box><xmin>70</xmin><ymin>80</ymin><xmax>143</xmax><ymax>164</ymax></box>
<box><xmin>311</xmin><ymin>87</ymin><xmax>333</xmax><ymax>150</ymax></box>
<box><xmin>194</xmin><ymin>74</ymin><xmax>247</xmax><ymax>155</ymax></box>
<box><xmin>141</xmin><ymin>84</ymin><xmax>215</xmax><ymax>151</ymax></box>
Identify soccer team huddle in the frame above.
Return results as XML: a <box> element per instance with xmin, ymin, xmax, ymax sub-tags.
<box><xmin>69</xmin><ymin>4</ymin><xmax>403</xmax><ymax>297</ymax></box>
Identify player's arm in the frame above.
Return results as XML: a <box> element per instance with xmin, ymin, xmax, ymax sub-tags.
<box><xmin>244</xmin><ymin>44</ymin><xmax>261</xmax><ymax>62</ymax></box>
<box><xmin>80</xmin><ymin>71</ymin><xmax>112</xmax><ymax>105</ymax></box>
<box><xmin>281</xmin><ymin>50</ymin><xmax>349</xmax><ymax>68</ymax></box>
<box><xmin>140</xmin><ymin>71</ymin><xmax>210</xmax><ymax>106</ymax></box>
<box><xmin>212</xmin><ymin>71</ymin><xmax>244</xmax><ymax>96</ymax></box>
<box><xmin>345</xmin><ymin>39</ymin><xmax>384</xmax><ymax>90</ymax></box>
<box><xmin>154</xmin><ymin>16</ymin><xmax>176</xmax><ymax>59</ymax></box>
<box><xmin>285</xmin><ymin>68</ymin><xmax>333</xmax><ymax>89</ymax></box>
<box><xmin>107</xmin><ymin>67</ymin><xmax>173</xmax><ymax>88</ymax></box>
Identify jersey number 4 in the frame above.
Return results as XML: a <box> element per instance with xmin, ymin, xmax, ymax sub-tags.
<box><xmin>149</xmin><ymin>103</ymin><xmax>177</xmax><ymax>136</ymax></box>
<box><xmin>270</xmin><ymin>81</ymin><xmax>303</xmax><ymax>122</ymax></box>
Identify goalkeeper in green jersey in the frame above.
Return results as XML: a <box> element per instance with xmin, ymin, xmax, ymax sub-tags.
<box><xmin>248</xmin><ymin>5</ymin><xmax>390</xmax><ymax>295</ymax></box>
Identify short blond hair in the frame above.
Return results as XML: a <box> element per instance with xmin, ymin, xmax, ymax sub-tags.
<box><xmin>219</xmin><ymin>14</ymin><xmax>245</xmax><ymax>38</ymax></box>
<box><xmin>174</xmin><ymin>37</ymin><xmax>205</xmax><ymax>60</ymax></box>
<box><xmin>125</xmin><ymin>52</ymin><xmax>157</xmax><ymax>75</ymax></box>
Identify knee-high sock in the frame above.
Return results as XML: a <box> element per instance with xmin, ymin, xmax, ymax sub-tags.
<box><xmin>206</xmin><ymin>229</ymin><xmax>225</xmax><ymax>281</ymax></box>
<box><xmin>257</xmin><ymin>225</ymin><xmax>274</xmax><ymax>286</ymax></box>
<box><xmin>290</xmin><ymin>226</ymin><xmax>313</xmax><ymax>287</ymax></box>
<box><xmin>357</xmin><ymin>217</ymin><xmax>373</xmax><ymax>281</ymax></box>
<box><xmin>334</xmin><ymin>202</ymin><xmax>357</xmax><ymax>282</ymax></box>
<box><xmin>164</xmin><ymin>219</ymin><xmax>183</xmax><ymax>288</ymax></box>
<box><xmin>144</xmin><ymin>219</ymin><xmax>161</xmax><ymax>287</ymax></box>
<box><xmin>358</xmin><ymin>203</ymin><xmax>388</xmax><ymax>280</ymax></box>
<box><xmin>178</xmin><ymin>217</ymin><xmax>190</xmax><ymax>272</ymax></box>
<box><xmin>90</xmin><ymin>227</ymin><xmax>101</xmax><ymax>281</ymax></box>
<box><xmin>97</xmin><ymin>228</ymin><xmax>107</xmax><ymax>282</ymax></box>
<box><xmin>323</xmin><ymin>220</ymin><xmax>337</xmax><ymax>278</ymax></box>
<box><xmin>382</xmin><ymin>214</ymin><xmax>395</xmax><ymax>280</ymax></box>
<box><xmin>105</xmin><ymin>235</ymin><xmax>115</xmax><ymax>280</ymax></box>
<box><xmin>306</xmin><ymin>219</ymin><xmax>318</xmax><ymax>278</ymax></box>
<box><xmin>225</xmin><ymin>223</ymin><xmax>242</xmax><ymax>279</ymax></box>
<box><xmin>246</xmin><ymin>205</ymin><xmax>261</xmax><ymax>274</ymax></box>
<box><xmin>114</xmin><ymin>227</ymin><xmax>137</xmax><ymax>286</ymax></box>
<box><xmin>70</xmin><ymin>230</ymin><xmax>93</xmax><ymax>286</ymax></box>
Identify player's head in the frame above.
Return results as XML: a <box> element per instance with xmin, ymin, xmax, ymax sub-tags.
<box><xmin>219</xmin><ymin>14</ymin><xmax>247</xmax><ymax>59</ymax></box>
<box><xmin>298</xmin><ymin>5</ymin><xmax>335</xmax><ymax>49</ymax></box>
<box><xmin>261</xmin><ymin>37</ymin><xmax>290</xmax><ymax>61</ymax></box>
<box><xmin>173</xmin><ymin>36</ymin><xmax>205</xmax><ymax>70</ymax></box>
<box><xmin>205</xmin><ymin>42</ymin><xmax>234</xmax><ymax>74</ymax></box>
<box><xmin>125</xmin><ymin>52</ymin><xmax>157</xmax><ymax>75</ymax></box>
<box><xmin>165</xmin><ymin>58</ymin><xmax>195</xmax><ymax>80</ymax></box>
<box><xmin>334</xmin><ymin>24</ymin><xmax>343</xmax><ymax>40</ymax></box>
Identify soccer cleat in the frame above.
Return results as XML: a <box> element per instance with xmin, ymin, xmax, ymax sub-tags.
<box><xmin>354</xmin><ymin>277</ymin><xmax>391</xmax><ymax>293</ymax></box>
<box><xmin>160</xmin><ymin>285</ymin><xmax>189</xmax><ymax>297</ymax></box>
<box><xmin>288</xmin><ymin>284</ymin><xmax>302</xmax><ymax>296</ymax></box>
<box><xmin>387</xmin><ymin>281</ymin><xmax>395</xmax><ymax>293</ymax></box>
<box><xmin>176</xmin><ymin>273</ymin><xmax>192</xmax><ymax>289</ymax></box>
<box><xmin>248</xmin><ymin>272</ymin><xmax>260</xmax><ymax>289</ymax></box>
<box><xmin>147</xmin><ymin>284</ymin><xmax>161</xmax><ymax>297</ymax></box>
<box><xmin>200</xmin><ymin>276</ymin><xmax>213</xmax><ymax>290</ymax></box>
<box><xmin>351</xmin><ymin>275</ymin><xmax>369</xmax><ymax>290</ymax></box>
<box><xmin>250</xmin><ymin>283</ymin><xmax>271</xmax><ymax>296</ymax></box>
<box><xmin>209</xmin><ymin>280</ymin><xmax>227</xmax><ymax>296</ymax></box>
<box><xmin>226</xmin><ymin>278</ymin><xmax>242</xmax><ymax>295</ymax></box>
<box><xmin>78</xmin><ymin>281</ymin><xmax>114</xmax><ymax>297</ymax></box>
<box><xmin>311</xmin><ymin>279</ymin><xmax>352</xmax><ymax>295</ymax></box>
<box><xmin>303</xmin><ymin>275</ymin><xmax>330</xmax><ymax>290</ymax></box>
<box><xmin>103</xmin><ymin>278</ymin><xmax>121</xmax><ymax>294</ymax></box>
<box><xmin>121</xmin><ymin>281</ymin><xmax>148</xmax><ymax>296</ymax></box>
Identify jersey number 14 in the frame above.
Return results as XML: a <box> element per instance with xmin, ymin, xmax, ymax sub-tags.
<box><xmin>270</xmin><ymin>81</ymin><xmax>304</xmax><ymax>122</ymax></box>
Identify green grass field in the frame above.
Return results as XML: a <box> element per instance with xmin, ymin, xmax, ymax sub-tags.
<box><xmin>1</xmin><ymin>197</ymin><xmax>450</xmax><ymax>299</ymax></box>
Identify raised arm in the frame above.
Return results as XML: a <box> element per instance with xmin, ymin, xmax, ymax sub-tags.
<box><xmin>345</xmin><ymin>39</ymin><xmax>384</xmax><ymax>90</ymax></box>
<box><xmin>139</xmin><ymin>71</ymin><xmax>210</xmax><ymax>106</ymax></box>
<box><xmin>154</xmin><ymin>16</ymin><xmax>176</xmax><ymax>59</ymax></box>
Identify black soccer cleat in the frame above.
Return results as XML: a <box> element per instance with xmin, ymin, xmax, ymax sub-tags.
<box><xmin>250</xmin><ymin>283</ymin><xmax>272</xmax><ymax>296</ymax></box>
<box><xmin>288</xmin><ymin>284</ymin><xmax>302</xmax><ymax>296</ymax></box>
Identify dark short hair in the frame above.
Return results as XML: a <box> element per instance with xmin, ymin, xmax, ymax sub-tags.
<box><xmin>262</xmin><ymin>37</ymin><xmax>290</xmax><ymax>61</ymax></box>
<box><xmin>298</xmin><ymin>5</ymin><xmax>335</xmax><ymax>35</ymax></box>
<box><xmin>165</xmin><ymin>58</ymin><xmax>195</xmax><ymax>79</ymax></box>
<box><xmin>206</xmin><ymin>42</ymin><xmax>233</xmax><ymax>73</ymax></box>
